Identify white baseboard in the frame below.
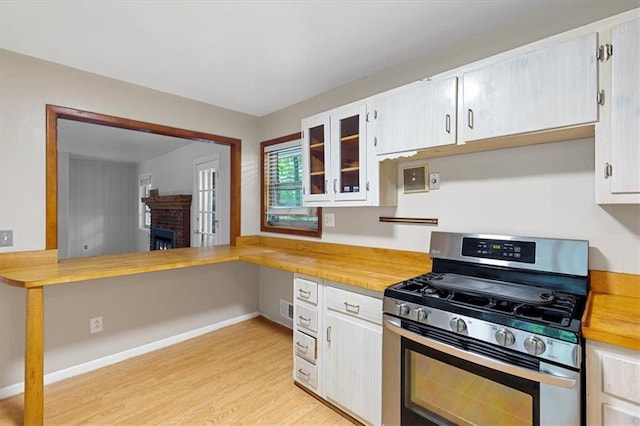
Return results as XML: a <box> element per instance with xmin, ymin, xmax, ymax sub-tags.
<box><xmin>0</xmin><ymin>311</ymin><xmax>260</xmax><ymax>399</ymax></box>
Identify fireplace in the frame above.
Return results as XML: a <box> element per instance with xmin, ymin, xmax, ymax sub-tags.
<box><xmin>151</xmin><ymin>228</ymin><xmax>175</xmax><ymax>250</ymax></box>
<box><xmin>142</xmin><ymin>190</ymin><xmax>192</xmax><ymax>250</ymax></box>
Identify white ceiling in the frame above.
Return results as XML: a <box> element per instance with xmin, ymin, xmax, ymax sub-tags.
<box><xmin>58</xmin><ymin>119</ymin><xmax>199</xmax><ymax>163</ymax></box>
<box><xmin>0</xmin><ymin>0</ymin><xmax>557</xmax><ymax>117</ymax></box>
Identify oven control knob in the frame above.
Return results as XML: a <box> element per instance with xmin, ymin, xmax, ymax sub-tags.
<box><xmin>495</xmin><ymin>329</ymin><xmax>515</xmax><ymax>347</ymax></box>
<box><xmin>524</xmin><ymin>336</ymin><xmax>546</xmax><ymax>355</ymax></box>
<box><xmin>415</xmin><ymin>308</ymin><xmax>428</xmax><ymax>322</ymax></box>
<box><xmin>449</xmin><ymin>317</ymin><xmax>467</xmax><ymax>333</ymax></box>
<box><xmin>396</xmin><ymin>303</ymin><xmax>410</xmax><ymax>317</ymax></box>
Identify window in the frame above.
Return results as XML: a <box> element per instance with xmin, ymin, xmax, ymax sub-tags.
<box><xmin>139</xmin><ymin>174</ymin><xmax>152</xmax><ymax>230</ymax></box>
<box><xmin>261</xmin><ymin>133</ymin><xmax>321</xmax><ymax>237</ymax></box>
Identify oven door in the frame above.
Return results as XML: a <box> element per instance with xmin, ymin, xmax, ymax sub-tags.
<box><xmin>383</xmin><ymin>315</ymin><xmax>582</xmax><ymax>426</ymax></box>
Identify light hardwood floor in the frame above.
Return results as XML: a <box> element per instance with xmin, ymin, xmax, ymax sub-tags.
<box><xmin>0</xmin><ymin>317</ymin><xmax>355</xmax><ymax>425</ymax></box>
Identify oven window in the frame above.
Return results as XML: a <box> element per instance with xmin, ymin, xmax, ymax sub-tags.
<box><xmin>402</xmin><ymin>339</ymin><xmax>539</xmax><ymax>425</ymax></box>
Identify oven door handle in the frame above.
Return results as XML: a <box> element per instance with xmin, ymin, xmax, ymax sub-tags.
<box><xmin>384</xmin><ymin>318</ymin><xmax>577</xmax><ymax>389</ymax></box>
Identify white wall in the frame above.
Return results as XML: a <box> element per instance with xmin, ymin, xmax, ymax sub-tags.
<box><xmin>0</xmin><ymin>50</ymin><xmax>260</xmax><ymax>390</ymax></box>
<box><xmin>136</xmin><ymin>141</ymin><xmax>231</xmax><ymax>251</ymax></box>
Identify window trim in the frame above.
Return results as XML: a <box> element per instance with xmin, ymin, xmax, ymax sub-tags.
<box><xmin>260</xmin><ymin>132</ymin><xmax>322</xmax><ymax>237</ymax></box>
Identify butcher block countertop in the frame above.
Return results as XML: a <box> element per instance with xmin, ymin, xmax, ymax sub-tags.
<box><xmin>0</xmin><ymin>236</ymin><xmax>432</xmax><ymax>292</ymax></box>
<box><xmin>582</xmin><ymin>271</ymin><xmax>640</xmax><ymax>351</ymax></box>
<box><xmin>1</xmin><ymin>236</ymin><xmax>638</xmax><ymax>350</ymax></box>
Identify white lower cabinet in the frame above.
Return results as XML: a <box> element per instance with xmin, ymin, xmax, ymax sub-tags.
<box><xmin>292</xmin><ymin>275</ymin><xmax>383</xmax><ymax>425</ymax></box>
<box><xmin>324</xmin><ymin>284</ymin><xmax>382</xmax><ymax>425</ymax></box>
<box><xmin>586</xmin><ymin>340</ymin><xmax>640</xmax><ymax>425</ymax></box>
<box><xmin>293</xmin><ymin>274</ymin><xmax>323</xmax><ymax>395</ymax></box>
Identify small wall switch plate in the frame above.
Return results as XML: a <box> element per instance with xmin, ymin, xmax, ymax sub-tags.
<box><xmin>429</xmin><ymin>173</ymin><xmax>440</xmax><ymax>190</ymax></box>
<box><xmin>0</xmin><ymin>230</ymin><xmax>13</xmax><ymax>247</ymax></box>
<box><xmin>90</xmin><ymin>316</ymin><xmax>103</xmax><ymax>334</ymax></box>
<box><xmin>324</xmin><ymin>213</ymin><xmax>335</xmax><ymax>227</ymax></box>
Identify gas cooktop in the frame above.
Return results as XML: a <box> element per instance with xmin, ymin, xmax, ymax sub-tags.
<box><xmin>383</xmin><ymin>231</ymin><xmax>589</xmax><ymax>368</ymax></box>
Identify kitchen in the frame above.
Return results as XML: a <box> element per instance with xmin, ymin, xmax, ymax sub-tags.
<box><xmin>1</xmin><ymin>1</ymin><xmax>639</xmax><ymax>425</ymax></box>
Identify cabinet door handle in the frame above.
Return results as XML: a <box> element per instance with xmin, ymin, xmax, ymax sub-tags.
<box><xmin>298</xmin><ymin>289</ymin><xmax>311</xmax><ymax>299</ymax></box>
<box><xmin>295</xmin><ymin>342</ymin><xmax>308</xmax><ymax>353</ymax></box>
<box><xmin>344</xmin><ymin>302</ymin><xmax>360</xmax><ymax>314</ymax></box>
<box><xmin>298</xmin><ymin>315</ymin><xmax>311</xmax><ymax>324</ymax></box>
<box><xmin>467</xmin><ymin>109</ymin><xmax>474</xmax><ymax>129</ymax></box>
<box><xmin>297</xmin><ymin>369</ymin><xmax>311</xmax><ymax>380</ymax></box>
<box><xmin>333</xmin><ymin>178</ymin><xmax>337</xmax><ymax>194</ymax></box>
<box><xmin>327</xmin><ymin>326</ymin><xmax>332</xmax><ymax>343</ymax></box>
<box><xmin>445</xmin><ymin>114</ymin><xmax>451</xmax><ymax>134</ymax></box>
<box><xmin>325</xmin><ymin>179</ymin><xmax>328</xmax><ymax>194</ymax></box>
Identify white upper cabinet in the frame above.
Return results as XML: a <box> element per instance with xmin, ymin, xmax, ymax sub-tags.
<box><xmin>302</xmin><ymin>101</ymin><xmax>396</xmax><ymax>207</ymax></box>
<box><xmin>372</xmin><ymin>76</ymin><xmax>458</xmax><ymax>156</ymax></box>
<box><xmin>331</xmin><ymin>103</ymin><xmax>368</xmax><ymax>202</ymax></box>
<box><xmin>595</xmin><ymin>17</ymin><xmax>640</xmax><ymax>204</ymax></box>
<box><xmin>302</xmin><ymin>113</ymin><xmax>332</xmax><ymax>203</ymax></box>
<box><xmin>461</xmin><ymin>33</ymin><xmax>599</xmax><ymax>142</ymax></box>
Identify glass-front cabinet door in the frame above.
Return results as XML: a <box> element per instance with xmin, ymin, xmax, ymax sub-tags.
<box><xmin>302</xmin><ymin>114</ymin><xmax>331</xmax><ymax>203</ymax></box>
<box><xmin>331</xmin><ymin>103</ymin><xmax>367</xmax><ymax>201</ymax></box>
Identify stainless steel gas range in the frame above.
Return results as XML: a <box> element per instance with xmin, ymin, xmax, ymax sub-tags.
<box><xmin>382</xmin><ymin>231</ymin><xmax>589</xmax><ymax>426</ymax></box>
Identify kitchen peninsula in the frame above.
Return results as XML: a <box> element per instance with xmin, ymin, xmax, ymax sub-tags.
<box><xmin>0</xmin><ymin>236</ymin><xmax>431</xmax><ymax>425</ymax></box>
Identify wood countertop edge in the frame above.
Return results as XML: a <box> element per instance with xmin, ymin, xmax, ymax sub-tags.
<box><xmin>582</xmin><ymin>291</ymin><xmax>640</xmax><ymax>351</ymax></box>
<box><xmin>0</xmin><ymin>243</ymin><xmax>427</xmax><ymax>293</ymax></box>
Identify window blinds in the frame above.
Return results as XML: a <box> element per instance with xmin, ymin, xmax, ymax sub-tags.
<box><xmin>264</xmin><ymin>141</ymin><xmax>318</xmax><ymax>231</ymax></box>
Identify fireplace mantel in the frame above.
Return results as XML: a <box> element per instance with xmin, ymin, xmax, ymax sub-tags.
<box><xmin>142</xmin><ymin>189</ymin><xmax>192</xmax><ymax>210</ymax></box>
<box><xmin>142</xmin><ymin>190</ymin><xmax>192</xmax><ymax>249</ymax></box>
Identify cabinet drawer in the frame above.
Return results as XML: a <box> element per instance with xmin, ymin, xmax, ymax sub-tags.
<box><xmin>325</xmin><ymin>285</ymin><xmax>382</xmax><ymax>325</ymax></box>
<box><xmin>294</xmin><ymin>276</ymin><xmax>318</xmax><ymax>305</ymax></box>
<box><xmin>602</xmin><ymin>353</ymin><xmax>640</xmax><ymax>404</ymax></box>
<box><xmin>294</xmin><ymin>330</ymin><xmax>317</xmax><ymax>363</ymax></box>
<box><xmin>294</xmin><ymin>356</ymin><xmax>317</xmax><ymax>389</ymax></box>
<box><xmin>295</xmin><ymin>304</ymin><xmax>318</xmax><ymax>333</ymax></box>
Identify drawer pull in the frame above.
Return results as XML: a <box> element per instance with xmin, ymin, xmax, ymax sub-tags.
<box><xmin>344</xmin><ymin>302</ymin><xmax>360</xmax><ymax>314</ymax></box>
<box><xmin>298</xmin><ymin>289</ymin><xmax>311</xmax><ymax>299</ymax></box>
<box><xmin>298</xmin><ymin>315</ymin><xmax>311</xmax><ymax>325</ymax></box>
<box><xmin>297</xmin><ymin>369</ymin><xmax>311</xmax><ymax>380</ymax></box>
<box><xmin>295</xmin><ymin>342</ymin><xmax>309</xmax><ymax>353</ymax></box>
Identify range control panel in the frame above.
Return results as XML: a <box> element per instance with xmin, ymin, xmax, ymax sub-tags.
<box><xmin>462</xmin><ymin>237</ymin><xmax>536</xmax><ymax>264</ymax></box>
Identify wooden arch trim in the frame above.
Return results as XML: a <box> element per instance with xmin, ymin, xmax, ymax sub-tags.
<box><xmin>45</xmin><ymin>104</ymin><xmax>242</xmax><ymax>250</ymax></box>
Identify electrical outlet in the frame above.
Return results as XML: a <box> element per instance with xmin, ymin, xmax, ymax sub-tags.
<box><xmin>90</xmin><ymin>316</ymin><xmax>103</xmax><ymax>334</ymax></box>
<box><xmin>324</xmin><ymin>213</ymin><xmax>335</xmax><ymax>227</ymax></box>
<box><xmin>0</xmin><ymin>230</ymin><xmax>13</xmax><ymax>247</ymax></box>
<box><xmin>429</xmin><ymin>173</ymin><xmax>440</xmax><ymax>190</ymax></box>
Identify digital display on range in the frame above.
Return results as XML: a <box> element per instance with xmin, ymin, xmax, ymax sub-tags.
<box><xmin>462</xmin><ymin>237</ymin><xmax>536</xmax><ymax>263</ymax></box>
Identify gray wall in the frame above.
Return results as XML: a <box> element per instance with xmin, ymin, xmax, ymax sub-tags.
<box><xmin>0</xmin><ymin>49</ymin><xmax>260</xmax><ymax>391</ymax></box>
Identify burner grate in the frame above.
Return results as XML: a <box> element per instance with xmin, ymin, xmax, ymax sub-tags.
<box><xmin>397</xmin><ymin>274</ymin><xmax>579</xmax><ymax>328</ymax></box>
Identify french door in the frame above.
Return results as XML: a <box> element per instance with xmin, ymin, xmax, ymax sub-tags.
<box><xmin>193</xmin><ymin>156</ymin><xmax>220</xmax><ymax>247</ymax></box>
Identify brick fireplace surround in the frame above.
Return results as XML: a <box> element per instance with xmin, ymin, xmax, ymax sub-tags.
<box><xmin>142</xmin><ymin>189</ymin><xmax>192</xmax><ymax>250</ymax></box>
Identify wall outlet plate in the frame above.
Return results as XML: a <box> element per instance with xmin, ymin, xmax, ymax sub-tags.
<box><xmin>90</xmin><ymin>316</ymin><xmax>103</xmax><ymax>334</ymax></box>
<box><xmin>0</xmin><ymin>230</ymin><xmax>13</xmax><ymax>247</ymax></box>
<box><xmin>429</xmin><ymin>173</ymin><xmax>440</xmax><ymax>190</ymax></box>
<box><xmin>324</xmin><ymin>213</ymin><xmax>335</xmax><ymax>227</ymax></box>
